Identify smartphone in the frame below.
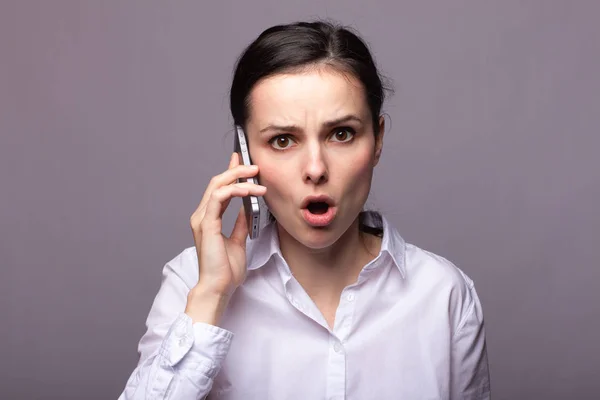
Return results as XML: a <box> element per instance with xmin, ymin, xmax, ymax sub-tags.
<box><xmin>233</xmin><ymin>125</ymin><xmax>261</xmax><ymax>239</ymax></box>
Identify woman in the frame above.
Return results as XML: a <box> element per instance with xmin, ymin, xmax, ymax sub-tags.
<box><xmin>120</xmin><ymin>21</ymin><xmax>490</xmax><ymax>399</ymax></box>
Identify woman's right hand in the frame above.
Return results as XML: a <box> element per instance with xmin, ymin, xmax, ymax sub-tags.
<box><xmin>185</xmin><ymin>152</ymin><xmax>266</xmax><ymax>325</ymax></box>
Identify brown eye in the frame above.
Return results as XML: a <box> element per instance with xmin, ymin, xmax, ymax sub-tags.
<box><xmin>331</xmin><ymin>128</ymin><xmax>355</xmax><ymax>143</ymax></box>
<box><xmin>270</xmin><ymin>135</ymin><xmax>294</xmax><ymax>150</ymax></box>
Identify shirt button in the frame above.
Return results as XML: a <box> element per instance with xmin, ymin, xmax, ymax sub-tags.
<box><xmin>346</xmin><ymin>293</ymin><xmax>355</xmax><ymax>302</ymax></box>
<box><xmin>333</xmin><ymin>342</ymin><xmax>343</xmax><ymax>353</ymax></box>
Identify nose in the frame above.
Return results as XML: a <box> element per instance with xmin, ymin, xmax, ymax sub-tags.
<box><xmin>302</xmin><ymin>141</ymin><xmax>328</xmax><ymax>185</ymax></box>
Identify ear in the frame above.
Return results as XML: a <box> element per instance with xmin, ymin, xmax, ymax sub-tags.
<box><xmin>373</xmin><ymin>115</ymin><xmax>385</xmax><ymax>166</ymax></box>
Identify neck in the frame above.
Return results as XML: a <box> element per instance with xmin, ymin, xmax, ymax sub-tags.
<box><xmin>277</xmin><ymin>218</ymin><xmax>381</xmax><ymax>300</ymax></box>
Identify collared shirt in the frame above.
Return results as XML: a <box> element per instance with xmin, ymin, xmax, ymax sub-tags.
<box><xmin>119</xmin><ymin>215</ymin><xmax>490</xmax><ymax>399</ymax></box>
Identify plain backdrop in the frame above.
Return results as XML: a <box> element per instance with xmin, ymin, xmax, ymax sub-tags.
<box><xmin>1</xmin><ymin>1</ymin><xmax>599</xmax><ymax>399</ymax></box>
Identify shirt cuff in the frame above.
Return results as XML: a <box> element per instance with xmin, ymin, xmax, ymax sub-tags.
<box><xmin>160</xmin><ymin>313</ymin><xmax>234</xmax><ymax>378</ymax></box>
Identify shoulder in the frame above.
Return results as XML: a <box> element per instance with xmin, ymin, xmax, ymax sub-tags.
<box><xmin>381</xmin><ymin>214</ymin><xmax>472</xmax><ymax>293</ymax></box>
<box><xmin>404</xmin><ymin>243</ymin><xmax>474</xmax><ymax>291</ymax></box>
<box><xmin>402</xmin><ymin>242</ymin><xmax>479</xmax><ymax>332</ymax></box>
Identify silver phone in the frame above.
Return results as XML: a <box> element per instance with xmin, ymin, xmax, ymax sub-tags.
<box><xmin>233</xmin><ymin>125</ymin><xmax>260</xmax><ymax>239</ymax></box>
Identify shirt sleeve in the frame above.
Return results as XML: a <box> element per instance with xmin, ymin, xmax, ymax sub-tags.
<box><xmin>118</xmin><ymin>250</ymin><xmax>234</xmax><ymax>400</ymax></box>
<box><xmin>450</xmin><ymin>283</ymin><xmax>491</xmax><ymax>400</ymax></box>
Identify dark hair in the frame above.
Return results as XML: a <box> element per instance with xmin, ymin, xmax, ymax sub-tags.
<box><xmin>230</xmin><ymin>20</ymin><xmax>391</xmax><ymax>135</ymax></box>
<box><xmin>230</xmin><ymin>20</ymin><xmax>391</xmax><ymax>236</ymax></box>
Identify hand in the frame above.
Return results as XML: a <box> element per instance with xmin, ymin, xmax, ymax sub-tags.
<box><xmin>185</xmin><ymin>152</ymin><xmax>266</xmax><ymax>324</ymax></box>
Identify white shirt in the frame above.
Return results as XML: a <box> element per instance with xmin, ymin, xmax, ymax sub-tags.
<box><xmin>119</xmin><ymin>215</ymin><xmax>490</xmax><ymax>399</ymax></box>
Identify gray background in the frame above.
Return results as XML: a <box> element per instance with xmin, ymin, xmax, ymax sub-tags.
<box><xmin>1</xmin><ymin>1</ymin><xmax>598</xmax><ymax>399</ymax></box>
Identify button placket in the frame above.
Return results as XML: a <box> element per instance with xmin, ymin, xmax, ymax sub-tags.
<box><xmin>326</xmin><ymin>335</ymin><xmax>346</xmax><ymax>400</ymax></box>
<box><xmin>334</xmin><ymin>289</ymin><xmax>357</xmax><ymax>342</ymax></box>
<box><xmin>327</xmin><ymin>288</ymin><xmax>354</xmax><ymax>400</ymax></box>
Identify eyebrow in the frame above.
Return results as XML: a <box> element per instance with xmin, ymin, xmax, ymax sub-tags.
<box><xmin>259</xmin><ymin>114</ymin><xmax>363</xmax><ymax>134</ymax></box>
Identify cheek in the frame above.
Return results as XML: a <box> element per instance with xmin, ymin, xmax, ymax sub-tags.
<box><xmin>346</xmin><ymin>149</ymin><xmax>375</xmax><ymax>182</ymax></box>
<box><xmin>337</xmin><ymin>150</ymin><xmax>375</xmax><ymax>206</ymax></box>
<box><xmin>256</xmin><ymin>160</ymin><xmax>290</xmax><ymax>201</ymax></box>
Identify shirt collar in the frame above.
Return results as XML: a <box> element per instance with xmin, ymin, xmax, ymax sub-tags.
<box><xmin>245</xmin><ymin>220</ymin><xmax>281</xmax><ymax>271</ymax></box>
<box><xmin>245</xmin><ymin>214</ymin><xmax>406</xmax><ymax>278</ymax></box>
<box><xmin>364</xmin><ymin>215</ymin><xmax>406</xmax><ymax>278</ymax></box>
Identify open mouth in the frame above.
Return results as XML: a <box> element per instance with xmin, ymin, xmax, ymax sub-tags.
<box><xmin>300</xmin><ymin>195</ymin><xmax>337</xmax><ymax>227</ymax></box>
<box><xmin>306</xmin><ymin>201</ymin><xmax>330</xmax><ymax>215</ymax></box>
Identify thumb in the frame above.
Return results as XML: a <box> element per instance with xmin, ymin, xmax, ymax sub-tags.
<box><xmin>230</xmin><ymin>205</ymin><xmax>249</xmax><ymax>246</ymax></box>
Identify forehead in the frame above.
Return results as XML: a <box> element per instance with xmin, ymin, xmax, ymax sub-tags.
<box><xmin>247</xmin><ymin>68</ymin><xmax>369</xmax><ymax>125</ymax></box>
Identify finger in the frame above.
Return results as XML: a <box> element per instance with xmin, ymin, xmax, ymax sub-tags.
<box><xmin>228</xmin><ymin>151</ymin><xmax>237</xmax><ymax>169</ymax></box>
<box><xmin>230</xmin><ymin>205</ymin><xmax>249</xmax><ymax>245</ymax></box>
<box><xmin>232</xmin><ymin>151</ymin><xmax>241</xmax><ymax>168</ymax></box>
<box><xmin>204</xmin><ymin>164</ymin><xmax>259</xmax><ymax>197</ymax></box>
<box><xmin>193</xmin><ymin>164</ymin><xmax>259</xmax><ymax>221</ymax></box>
<box><xmin>191</xmin><ymin>153</ymin><xmax>252</xmax><ymax>236</ymax></box>
<box><xmin>202</xmin><ymin>183</ymin><xmax>267</xmax><ymax>230</ymax></box>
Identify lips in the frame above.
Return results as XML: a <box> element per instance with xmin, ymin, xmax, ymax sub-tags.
<box><xmin>300</xmin><ymin>195</ymin><xmax>337</xmax><ymax>227</ymax></box>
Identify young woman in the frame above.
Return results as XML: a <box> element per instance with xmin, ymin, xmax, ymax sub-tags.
<box><xmin>120</xmin><ymin>21</ymin><xmax>491</xmax><ymax>400</ymax></box>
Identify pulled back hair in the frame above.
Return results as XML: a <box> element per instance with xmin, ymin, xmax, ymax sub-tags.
<box><xmin>230</xmin><ymin>20</ymin><xmax>391</xmax><ymax>135</ymax></box>
<box><xmin>229</xmin><ymin>20</ymin><xmax>391</xmax><ymax>236</ymax></box>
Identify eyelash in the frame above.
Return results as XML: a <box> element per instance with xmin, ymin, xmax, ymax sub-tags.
<box><xmin>268</xmin><ymin>127</ymin><xmax>357</xmax><ymax>150</ymax></box>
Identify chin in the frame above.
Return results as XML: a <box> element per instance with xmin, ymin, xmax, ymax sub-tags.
<box><xmin>298</xmin><ymin>230</ymin><xmax>340</xmax><ymax>250</ymax></box>
<box><xmin>279</xmin><ymin>217</ymin><xmax>345</xmax><ymax>250</ymax></box>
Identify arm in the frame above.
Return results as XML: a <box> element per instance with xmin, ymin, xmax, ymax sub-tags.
<box><xmin>118</xmin><ymin>252</ymin><xmax>233</xmax><ymax>400</ymax></box>
<box><xmin>119</xmin><ymin>153</ymin><xmax>265</xmax><ymax>399</ymax></box>
<box><xmin>450</xmin><ymin>284</ymin><xmax>491</xmax><ymax>400</ymax></box>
